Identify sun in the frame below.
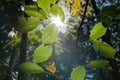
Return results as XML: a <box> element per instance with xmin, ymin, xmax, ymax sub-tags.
<box><xmin>51</xmin><ymin>15</ymin><xmax>63</xmax><ymax>26</ymax></box>
<box><xmin>50</xmin><ymin>15</ymin><xmax>67</xmax><ymax>33</ymax></box>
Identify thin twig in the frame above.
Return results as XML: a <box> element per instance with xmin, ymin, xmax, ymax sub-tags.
<box><xmin>65</xmin><ymin>0</ymin><xmax>90</xmax><ymax>77</ymax></box>
<box><xmin>68</xmin><ymin>0</ymin><xmax>90</xmax><ymax>65</ymax></box>
<box><xmin>76</xmin><ymin>0</ymin><xmax>90</xmax><ymax>47</ymax></box>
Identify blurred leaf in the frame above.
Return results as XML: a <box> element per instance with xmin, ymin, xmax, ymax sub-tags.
<box><xmin>38</xmin><ymin>0</ymin><xmax>57</xmax><ymax>10</ymax></box>
<box><xmin>70</xmin><ymin>0</ymin><xmax>81</xmax><ymax>16</ymax></box>
<box><xmin>16</xmin><ymin>17</ymin><xmax>39</xmax><ymax>33</ymax></box>
<box><xmin>33</xmin><ymin>44</ymin><xmax>52</xmax><ymax>63</ymax></box>
<box><xmin>24</xmin><ymin>5</ymin><xmax>47</xmax><ymax>19</ymax></box>
<box><xmin>50</xmin><ymin>5</ymin><xmax>65</xmax><ymax>21</ymax></box>
<box><xmin>28</xmin><ymin>30</ymin><xmax>42</xmax><ymax>45</ymax></box>
<box><xmin>0</xmin><ymin>65</ymin><xmax>11</xmax><ymax>73</ymax></box>
<box><xmin>87</xmin><ymin>59</ymin><xmax>112</xmax><ymax>70</ymax></box>
<box><xmin>97</xmin><ymin>16</ymin><xmax>112</xmax><ymax>27</ymax></box>
<box><xmin>93</xmin><ymin>40</ymin><xmax>115</xmax><ymax>59</ymax></box>
<box><xmin>19</xmin><ymin>62</ymin><xmax>44</xmax><ymax>73</ymax></box>
<box><xmin>42</xmin><ymin>23</ymin><xmax>58</xmax><ymax>43</ymax></box>
<box><xmin>101</xmin><ymin>5</ymin><xmax>120</xmax><ymax>16</ymax></box>
<box><xmin>71</xmin><ymin>66</ymin><xmax>86</xmax><ymax>80</ymax></box>
<box><xmin>90</xmin><ymin>22</ymin><xmax>107</xmax><ymax>40</ymax></box>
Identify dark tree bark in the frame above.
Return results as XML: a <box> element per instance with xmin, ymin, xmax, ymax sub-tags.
<box><xmin>18</xmin><ymin>0</ymin><xmax>32</xmax><ymax>79</ymax></box>
<box><xmin>18</xmin><ymin>33</ymin><xmax>27</xmax><ymax>80</ymax></box>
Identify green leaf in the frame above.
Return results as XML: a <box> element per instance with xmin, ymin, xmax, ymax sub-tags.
<box><xmin>93</xmin><ymin>40</ymin><xmax>115</xmax><ymax>59</ymax></box>
<box><xmin>50</xmin><ymin>5</ymin><xmax>65</xmax><ymax>21</ymax></box>
<box><xmin>19</xmin><ymin>62</ymin><xmax>44</xmax><ymax>73</ymax></box>
<box><xmin>33</xmin><ymin>44</ymin><xmax>52</xmax><ymax>63</ymax></box>
<box><xmin>38</xmin><ymin>0</ymin><xmax>57</xmax><ymax>10</ymax></box>
<box><xmin>90</xmin><ymin>22</ymin><xmax>107</xmax><ymax>40</ymax></box>
<box><xmin>42</xmin><ymin>23</ymin><xmax>58</xmax><ymax>43</ymax></box>
<box><xmin>24</xmin><ymin>5</ymin><xmax>47</xmax><ymax>19</ymax></box>
<box><xmin>87</xmin><ymin>59</ymin><xmax>112</xmax><ymax>70</ymax></box>
<box><xmin>16</xmin><ymin>17</ymin><xmax>39</xmax><ymax>33</ymax></box>
<box><xmin>101</xmin><ymin>5</ymin><xmax>120</xmax><ymax>19</ymax></box>
<box><xmin>97</xmin><ymin>16</ymin><xmax>112</xmax><ymax>27</ymax></box>
<box><xmin>101</xmin><ymin>5</ymin><xmax>120</xmax><ymax>16</ymax></box>
<box><xmin>71</xmin><ymin>66</ymin><xmax>86</xmax><ymax>80</ymax></box>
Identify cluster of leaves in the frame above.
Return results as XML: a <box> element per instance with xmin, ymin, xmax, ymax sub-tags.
<box><xmin>19</xmin><ymin>0</ymin><xmax>120</xmax><ymax>80</ymax></box>
<box><xmin>19</xmin><ymin>0</ymin><xmax>64</xmax><ymax>76</ymax></box>
<box><xmin>1</xmin><ymin>0</ymin><xmax>120</xmax><ymax>80</ymax></box>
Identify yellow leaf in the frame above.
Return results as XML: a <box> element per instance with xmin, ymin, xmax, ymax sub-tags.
<box><xmin>70</xmin><ymin>0</ymin><xmax>81</xmax><ymax>16</ymax></box>
<box><xmin>66</xmin><ymin>0</ymin><xmax>71</xmax><ymax>6</ymax></box>
<box><xmin>44</xmin><ymin>61</ymin><xmax>56</xmax><ymax>74</ymax></box>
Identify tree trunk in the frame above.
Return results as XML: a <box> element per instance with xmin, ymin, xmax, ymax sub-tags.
<box><xmin>18</xmin><ymin>33</ymin><xmax>27</xmax><ymax>80</ymax></box>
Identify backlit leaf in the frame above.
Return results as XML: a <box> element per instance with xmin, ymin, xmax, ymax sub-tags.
<box><xmin>33</xmin><ymin>44</ymin><xmax>52</xmax><ymax>63</ymax></box>
<box><xmin>87</xmin><ymin>59</ymin><xmax>112</xmax><ymax>70</ymax></box>
<box><xmin>19</xmin><ymin>62</ymin><xmax>44</xmax><ymax>73</ymax></box>
<box><xmin>70</xmin><ymin>0</ymin><xmax>81</xmax><ymax>16</ymax></box>
<box><xmin>71</xmin><ymin>66</ymin><xmax>86</xmax><ymax>80</ymax></box>
<box><xmin>38</xmin><ymin>0</ymin><xmax>57</xmax><ymax>10</ymax></box>
<box><xmin>24</xmin><ymin>5</ymin><xmax>47</xmax><ymax>19</ymax></box>
<box><xmin>42</xmin><ymin>23</ymin><xmax>58</xmax><ymax>43</ymax></box>
<box><xmin>93</xmin><ymin>40</ymin><xmax>115</xmax><ymax>59</ymax></box>
<box><xmin>50</xmin><ymin>5</ymin><xmax>65</xmax><ymax>21</ymax></box>
<box><xmin>16</xmin><ymin>17</ymin><xmax>39</xmax><ymax>33</ymax></box>
<box><xmin>90</xmin><ymin>22</ymin><xmax>107</xmax><ymax>40</ymax></box>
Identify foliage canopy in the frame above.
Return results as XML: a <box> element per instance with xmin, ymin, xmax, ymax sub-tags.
<box><xmin>0</xmin><ymin>0</ymin><xmax>120</xmax><ymax>80</ymax></box>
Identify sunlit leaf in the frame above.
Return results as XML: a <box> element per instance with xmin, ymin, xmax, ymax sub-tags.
<box><xmin>38</xmin><ymin>0</ymin><xmax>57</xmax><ymax>10</ymax></box>
<box><xmin>33</xmin><ymin>44</ymin><xmax>52</xmax><ymax>63</ymax></box>
<box><xmin>93</xmin><ymin>40</ymin><xmax>115</xmax><ymax>59</ymax></box>
<box><xmin>90</xmin><ymin>22</ymin><xmax>107</xmax><ymax>40</ymax></box>
<box><xmin>42</xmin><ymin>23</ymin><xmax>58</xmax><ymax>43</ymax></box>
<box><xmin>87</xmin><ymin>59</ymin><xmax>112</xmax><ymax>70</ymax></box>
<box><xmin>19</xmin><ymin>62</ymin><xmax>44</xmax><ymax>73</ymax></box>
<box><xmin>16</xmin><ymin>17</ymin><xmax>39</xmax><ymax>33</ymax></box>
<box><xmin>44</xmin><ymin>61</ymin><xmax>56</xmax><ymax>74</ymax></box>
<box><xmin>70</xmin><ymin>0</ymin><xmax>81</xmax><ymax>16</ymax></box>
<box><xmin>71</xmin><ymin>66</ymin><xmax>86</xmax><ymax>80</ymax></box>
<box><xmin>24</xmin><ymin>5</ymin><xmax>47</xmax><ymax>19</ymax></box>
<box><xmin>50</xmin><ymin>5</ymin><xmax>65</xmax><ymax>21</ymax></box>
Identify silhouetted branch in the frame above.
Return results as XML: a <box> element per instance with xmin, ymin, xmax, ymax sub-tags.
<box><xmin>76</xmin><ymin>0</ymin><xmax>89</xmax><ymax>47</ymax></box>
<box><xmin>91</xmin><ymin>0</ymin><xmax>100</xmax><ymax>16</ymax></box>
<box><xmin>66</xmin><ymin>0</ymin><xmax>90</xmax><ymax>77</ymax></box>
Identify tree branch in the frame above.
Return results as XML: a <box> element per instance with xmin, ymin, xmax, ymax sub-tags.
<box><xmin>66</xmin><ymin>0</ymin><xmax>90</xmax><ymax>77</ymax></box>
<box><xmin>76</xmin><ymin>0</ymin><xmax>89</xmax><ymax>47</ymax></box>
<box><xmin>91</xmin><ymin>0</ymin><xmax>100</xmax><ymax>16</ymax></box>
<box><xmin>18</xmin><ymin>33</ymin><xmax>27</xmax><ymax>80</ymax></box>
